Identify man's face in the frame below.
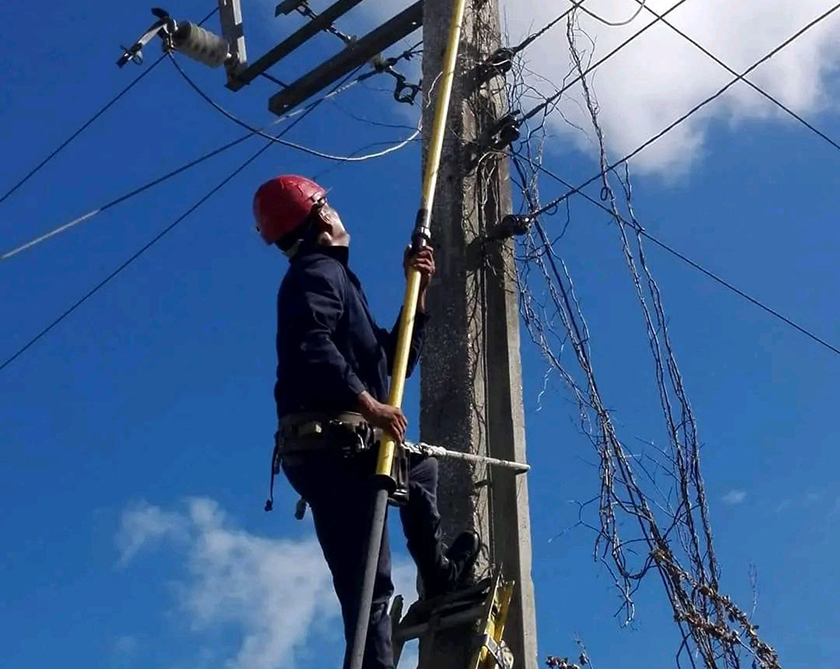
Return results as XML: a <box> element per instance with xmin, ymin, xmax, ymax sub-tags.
<box><xmin>319</xmin><ymin>203</ymin><xmax>350</xmax><ymax>247</ymax></box>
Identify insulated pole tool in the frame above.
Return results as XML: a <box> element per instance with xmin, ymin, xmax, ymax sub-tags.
<box><xmin>347</xmin><ymin>1</ymin><xmax>469</xmax><ymax>667</ymax></box>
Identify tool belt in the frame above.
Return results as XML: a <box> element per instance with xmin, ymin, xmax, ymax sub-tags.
<box><xmin>264</xmin><ymin>412</ymin><xmax>410</xmax><ymax>513</ymax></box>
<box><xmin>279</xmin><ymin>411</ymin><xmax>374</xmax><ymax>458</ymax></box>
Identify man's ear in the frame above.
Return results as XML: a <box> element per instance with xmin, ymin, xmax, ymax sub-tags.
<box><xmin>312</xmin><ymin>208</ymin><xmax>334</xmax><ymax>241</ymax></box>
<box><xmin>318</xmin><ymin>210</ymin><xmax>333</xmax><ymax>232</ymax></box>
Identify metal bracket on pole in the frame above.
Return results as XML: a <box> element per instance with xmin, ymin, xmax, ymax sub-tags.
<box><xmin>268</xmin><ymin>1</ymin><xmax>423</xmax><ymax>115</ymax></box>
<box><xmin>218</xmin><ymin>0</ymin><xmax>247</xmax><ymax>82</ymax></box>
<box><xmin>276</xmin><ymin>0</ymin><xmax>357</xmax><ymax>45</ymax></box>
<box><xmin>228</xmin><ymin>0</ymin><xmax>368</xmax><ymax>91</ymax></box>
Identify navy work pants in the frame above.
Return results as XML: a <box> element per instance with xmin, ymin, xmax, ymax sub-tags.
<box><xmin>282</xmin><ymin>449</ymin><xmax>444</xmax><ymax>669</ymax></box>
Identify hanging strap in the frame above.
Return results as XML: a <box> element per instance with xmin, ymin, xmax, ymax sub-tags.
<box><xmin>264</xmin><ymin>431</ymin><xmax>283</xmax><ymax>512</ymax></box>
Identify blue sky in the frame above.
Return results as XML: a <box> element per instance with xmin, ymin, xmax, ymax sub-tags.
<box><xmin>2</xmin><ymin>1</ymin><xmax>840</xmax><ymax>668</ymax></box>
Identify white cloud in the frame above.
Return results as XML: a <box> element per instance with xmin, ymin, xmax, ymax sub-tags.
<box><xmin>117</xmin><ymin>499</ymin><xmax>419</xmax><ymax>669</ymax></box>
<box><xmin>503</xmin><ymin>0</ymin><xmax>840</xmax><ymax>176</ymax></box>
<box><xmin>360</xmin><ymin>0</ymin><xmax>840</xmax><ymax>176</ymax></box>
<box><xmin>116</xmin><ymin>501</ymin><xmax>187</xmax><ymax>566</ymax></box>
<box><xmin>118</xmin><ymin>498</ymin><xmax>337</xmax><ymax>669</ymax></box>
<box><xmin>722</xmin><ymin>489</ymin><xmax>747</xmax><ymax>505</ymax></box>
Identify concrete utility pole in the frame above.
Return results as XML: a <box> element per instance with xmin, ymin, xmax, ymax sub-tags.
<box><xmin>419</xmin><ymin>1</ymin><xmax>538</xmax><ymax>668</ymax></box>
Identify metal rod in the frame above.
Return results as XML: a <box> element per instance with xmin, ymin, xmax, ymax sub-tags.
<box><xmin>404</xmin><ymin>441</ymin><xmax>530</xmax><ymax>473</ymax></box>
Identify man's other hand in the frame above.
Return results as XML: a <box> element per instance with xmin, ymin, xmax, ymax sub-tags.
<box><xmin>358</xmin><ymin>391</ymin><xmax>407</xmax><ymax>441</ymax></box>
<box><xmin>404</xmin><ymin>246</ymin><xmax>436</xmax><ymax>291</ymax></box>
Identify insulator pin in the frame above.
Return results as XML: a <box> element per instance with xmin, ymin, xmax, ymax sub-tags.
<box><xmin>173</xmin><ymin>22</ymin><xmax>230</xmax><ymax>68</ymax></box>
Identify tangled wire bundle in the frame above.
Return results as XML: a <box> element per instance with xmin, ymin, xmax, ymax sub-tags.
<box><xmin>497</xmin><ymin>9</ymin><xmax>780</xmax><ymax>669</ymax></box>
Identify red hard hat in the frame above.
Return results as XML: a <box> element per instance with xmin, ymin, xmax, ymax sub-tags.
<box><xmin>253</xmin><ymin>175</ymin><xmax>327</xmax><ymax>245</ymax></box>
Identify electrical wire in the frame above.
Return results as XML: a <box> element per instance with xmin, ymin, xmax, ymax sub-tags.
<box><xmin>529</xmin><ymin>0</ymin><xmax>840</xmax><ymax>218</ymax></box>
<box><xmin>524</xmin><ymin>157</ymin><xmax>840</xmax><ymax>357</ymax></box>
<box><xmin>1</xmin><ymin>60</ymin><xmax>409</xmax><ymax>262</ymax></box>
<box><xmin>631</xmin><ymin>0</ymin><xmax>840</xmax><ymax>156</ymax></box>
<box><xmin>0</xmin><ymin>56</ymin><xmax>165</xmax><ymax>205</ymax></box>
<box><xmin>0</xmin><ymin>7</ymin><xmax>219</xmax><ymax>206</ymax></box>
<box><xmin>0</xmin><ymin>67</ymin><xmax>364</xmax><ymax>373</ymax></box>
<box><xmin>0</xmin><ymin>135</ymin><xmax>251</xmax><ymax>262</ymax></box>
<box><xmin>576</xmin><ymin>0</ymin><xmax>647</xmax><ymax>27</ymax></box>
<box><xmin>511</xmin><ymin>3</ymin><xmax>583</xmax><ymax>54</ymax></box>
<box><xmin>521</xmin><ymin>0</ymin><xmax>693</xmax><ymax>123</ymax></box>
<box><xmin>168</xmin><ymin>54</ymin><xmax>420</xmax><ymax>163</ymax></box>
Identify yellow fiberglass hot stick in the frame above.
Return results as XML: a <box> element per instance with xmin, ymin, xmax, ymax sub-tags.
<box><xmin>348</xmin><ymin>3</ymin><xmax>469</xmax><ymax>669</ymax></box>
<box><xmin>375</xmin><ymin>0</ymin><xmax>468</xmax><ymax>480</ymax></box>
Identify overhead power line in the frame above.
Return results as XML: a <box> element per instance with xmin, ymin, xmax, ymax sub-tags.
<box><xmin>529</xmin><ymin>0</ymin><xmax>840</xmax><ymax>219</ymax></box>
<box><xmin>168</xmin><ymin>52</ymin><xmax>420</xmax><ymax>163</ymax></box>
<box><xmin>631</xmin><ymin>0</ymin><xmax>840</xmax><ymax>156</ymax></box>
<box><xmin>511</xmin><ymin>4</ymin><xmax>581</xmax><ymax>54</ymax></box>
<box><xmin>0</xmin><ymin>55</ymin><xmax>165</xmax><ymax>205</ymax></box>
<box><xmin>575</xmin><ymin>0</ymin><xmax>647</xmax><ymax>27</ymax></box>
<box><xmin>521</xmin><ymin>0</ymin><xmax>693</xmax><ymax>123</ymax></box>
<box><xmin>2</xmin><ymin>59</ymin><xmax>412</xmax><ymax>262</ymax></box>
<box><xmin>511</xmin><ymin>0</ymin><xmax>646</xmax><ymax>54</ymax></box>
<box><xmin>0</xmin><ymin>67</ymin><xmax>364</xmax><ymax>373</ymax></box>
<box><xmin>0</xmin><ymin>7</ymin><xmax>220</xmax><ymax>207</ymax></box>
<box><xmin>520</xmin><ymin>157</ymin><xmax>840</xmax><ymax>358</ymax></box>
<box><xmin>0</xmin><ymin>134</ymin><xmax>251</xmax><ymax>262</ymax></box>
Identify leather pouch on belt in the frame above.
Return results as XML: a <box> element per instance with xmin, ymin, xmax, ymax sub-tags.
<box><xmin>280</xmin><ymin>419</ymin><xmax>372</xmax><ymax>459</ymax></box>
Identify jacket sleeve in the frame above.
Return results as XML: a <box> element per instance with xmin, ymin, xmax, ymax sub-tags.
<box><xmin>285</xmin><ymin>262</ymin><xmax>367</xmax><ymax>406</ymax></box>
<box><xmin>377</xmin><ymin>308</ymin><xmax>429</xmax><ymax>378</ymax></box>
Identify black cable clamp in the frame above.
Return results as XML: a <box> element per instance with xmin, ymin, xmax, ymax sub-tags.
<box><xmin>466</xmin><ymin>112</ymin><xmax>521</xmax><ymax>170</ymax></box>
<box><xmin>393</xmin><ymin>73</ymin><xmax>422</xmax><ymax>105</ymax></box>
<box><xmin>370</xmin><ymin>54</ymin><xmax>421</xmax><ymax>105</ymax></box>
<box><xmin>479</xmin><ymin>47</ymin><xmax>515</xmax><ymax>81</ymax></box>
<box><xmin>488</xmin><ymin>112</ymin><xmax>522</xmax><ymax>151</ymax></box>
<box><xmin>488</xmin><ymin>214</ymin><xmax>533</xmax><ymax>241</ymax></box>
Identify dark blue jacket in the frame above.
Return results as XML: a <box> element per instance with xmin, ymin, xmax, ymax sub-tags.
<box><xmin>275</xmin><ymin>246</ymin><xmax>427</xmax><ymax>419</ymax></box>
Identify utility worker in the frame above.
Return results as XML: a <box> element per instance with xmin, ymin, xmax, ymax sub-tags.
<box><xmin>254</xmin><ymin>175</ymin><xmax>481</xmax><ymax>669</ymax></box>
